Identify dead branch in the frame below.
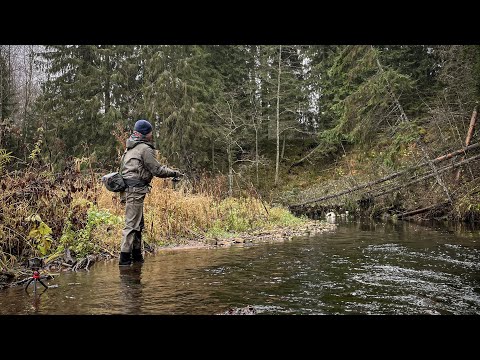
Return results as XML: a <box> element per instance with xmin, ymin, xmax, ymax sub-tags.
<box><xmin>289</xmin><ymin>143</ymin><xmax>322</xmax><ymax>171</ymax></box>
<box><xmin>416</xmin><ymin>139</ymin><xmax>452</xmax><ymax>203</ymax></box>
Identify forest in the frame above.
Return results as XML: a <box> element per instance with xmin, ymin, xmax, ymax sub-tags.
<box><xmin>1</xmin><ymin>45</ymin><xmax>479</xmax><ymax>277</ymax></box>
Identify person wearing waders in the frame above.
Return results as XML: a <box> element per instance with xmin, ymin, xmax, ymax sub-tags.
<box><xmin>119</xmin><ymin>119</ymin><xmax>183</xmax><ymax>266</ymax></box>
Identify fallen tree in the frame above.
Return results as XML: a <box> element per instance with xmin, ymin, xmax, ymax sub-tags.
<box><xmin>370</xmin><ymin>153</ymin><xmax>480</xmax><ymax>199</ymax></box>
<box><xmin>291</xmin><ymin>142</ymin><xmax>480</xmax><ymax>207</ymax></box>
<box><xmin>396</xmin><ymin>202</ymin><xmax>450</xmax><ymax>219</ymax></box>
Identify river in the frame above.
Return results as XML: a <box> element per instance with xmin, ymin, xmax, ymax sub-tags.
<box><xmin>1</xmin><ymin>220</ymin><xmax>479</xmax><ymax>314</ymax></box>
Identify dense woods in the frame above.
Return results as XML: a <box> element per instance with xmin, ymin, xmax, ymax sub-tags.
<box><xmin>2</xmin><ymin>45</ymin><xmax>478</xmax><ymax>180</ymax></box>
<box><xmin>1</xmin><ymin>45</ymin><xmax>479</xmax><ymax>274</ymax></box>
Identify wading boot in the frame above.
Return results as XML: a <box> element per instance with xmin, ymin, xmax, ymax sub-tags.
<box><xmin>119</xmin><ymin>252</ymin><xmax>132</xmax><ymax>266</ymax></box>
<box><xmin>132</xmin><ymin>248</ymin><xmax>144</xmax><ymax>263</ymax></box>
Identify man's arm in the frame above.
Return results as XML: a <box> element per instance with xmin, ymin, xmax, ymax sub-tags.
<box><xmin>143</xmin><ymin>147</ymin><xmax>180</xmax><ymax>178</ymax></box>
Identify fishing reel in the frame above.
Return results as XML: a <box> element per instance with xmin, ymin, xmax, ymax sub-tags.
<box><xmin>171</xmin><ymin>177</ymin><xmax>181</xmax><ymax>189</ymax></box>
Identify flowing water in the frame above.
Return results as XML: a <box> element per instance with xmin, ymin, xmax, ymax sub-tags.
<box><xmin>1</xmin><ymin>220</ymin><xmax>479</xmax><ymax>314</ymax></box>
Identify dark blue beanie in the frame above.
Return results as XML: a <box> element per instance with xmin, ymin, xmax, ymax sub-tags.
<box><xmin>134</xmin><ymin>119</ymin><xmax>153</xmax><ymax>135</ymax></box>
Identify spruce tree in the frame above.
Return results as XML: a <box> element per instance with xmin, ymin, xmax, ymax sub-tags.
<box><xmin>315</xmin><ymin>46</ymin><xmax>415</xmax><ymax>152</ymax></box>
<box><xmin>36</xmin><ymin>45</ymin><xmax>145</xmax><ymax>168</ymax></box>
<box><xmin>141</xmin><ymin>45</ymin><xmax>223</xmax><ymax>172</ymax></box>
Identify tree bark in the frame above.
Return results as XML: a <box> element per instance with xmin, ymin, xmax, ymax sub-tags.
<box><xmin>23</xmin><ymin>46</ymin><xmax>34</xmax><ymax>158</ymax></box>
<box><xmin>228</xmin><ymin>144</ymin><xmax>233</xmax><ymax>197</ymax></box>
<box><xmin>0</xmin><ymin>46</ymin><xmax>3</xmax><ymax>121</ymax></box>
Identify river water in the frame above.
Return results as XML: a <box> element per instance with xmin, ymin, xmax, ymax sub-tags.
<box><xmin>1</xmin><ymin>220</ymin><xmax>479</xmax><ymax>315</ymax></box>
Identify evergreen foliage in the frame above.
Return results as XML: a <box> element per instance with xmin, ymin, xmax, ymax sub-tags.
<box><xmin>2</xmin><ymin>45</ymin><xmax>477</xmax><ymax>188</ymax></box>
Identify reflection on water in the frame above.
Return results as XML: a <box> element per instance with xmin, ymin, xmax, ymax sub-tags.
<box><xmin>1</xmin><ymin>220</ymin><xmax>479</xmax><ymax>315</ymax></box>
<box><xmin>119</xmin><ymin>264</ymin><xmax>144</xmax><ymax>314</ymax></box>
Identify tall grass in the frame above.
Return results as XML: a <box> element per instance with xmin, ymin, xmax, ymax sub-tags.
<box><xmin>1</xmin><ymin>166</ymin><xmax>305</xmax><ymax>270</ymax></box>
<box><xmin>97</xmin><ymin>175</ymin><xmax>303</xmax><ymax>246</ymax></box>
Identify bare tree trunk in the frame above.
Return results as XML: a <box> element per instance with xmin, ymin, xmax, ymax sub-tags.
<box><xmin>296</xmin><ymin>152</ymin><xmax>480</xmax><ymax>208</ymax></box>
<box><xmin>289</xmin><ymin>141</ymin><xmax>321</xmax><ymax>170</ymax></box>
<box><xmin>464</xmin><ymin>106</ymin><xmax>478</xmax><ymax>148</ymax></box>
<box><xmin>252</xmin><ymin>49</ymin><xmax>260</xmax><ymax>187</ymax></box>
<box><xmin>275</xmin><ymin>45</ymin><xmax>282</xmax><ymax>186</ymax></box>
<box><xmin>397</xmin><ymin>203</ymin><xmax>448</xmax><ymax>219</ymax></box>
<box><xmin>455</xmin><ymin>106</ymin><xmax>477</xmax><ymax>182</ymax></box>
<box><xmin>228</xmin><ymin>101</ymin><xmax>234</xmax><ymax>197</ymax></box>
<box><xmin>211</xmin><ymin>139</ymin><xmax>215</xmax><ymax>173</ymax></box>
<box><xmin>105</xmin><ymin>52</ymin><xmax>111</xmax><ymax>113</ymax></box>
<box><xmin>255</xmin><ymin>123</ymin><xmax>259</xmax><ymax>186</ymax></box>
<box><xmin>281</xmin><ymin>132</ymin><xmax>286</xmax><ymax>160</ymax></box>
<box><xmin>23</xmin><ymin>47</ymin><xmax>29</xmax><ymax>123</ymax></box>
<box><xmin>228</xmin><ymin>142</ymin><xmax>233</xmax><ymax>197</ymax></box>
<box><xmin>22</xmin><ymin>46</ymin><xmax>34</xmax><ymax>157</ymax></box>
<box><xmin>8</xmin><ymin>46</ymin><xmax>12</xmax><ymax>122</ymax></box>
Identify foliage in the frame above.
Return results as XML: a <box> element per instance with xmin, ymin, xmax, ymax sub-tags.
<box><xmin>2</xmin><ymin>44</ymin><xmax>480</xmax><ymax>273</ymax></box>
<box><xmin>381</xmin><ymin>122</ymin><xmax>422</xmax><ymax>168</ymax></box>
<box><xmin>0</xmin><ymin>157</ymin><xmax>97</xmax><ymax>260</ymax></box>
<box><xmin>205</xmin><ymin>197</ymin><xmax>305</xmax><ymax>236</ymax></box>
<box><xmin>28</xmin><ymin>128</ymin><xmax>44</xmax><ymax>162</ymax></box>
<box><xmin>26</xmin><ymin>214</ymin><xmax>53</xmax><ymax>256</ymax></box>
<box><xmin>0</xmin><ymin>149</ymin><xmax>13</xmax><ymax>173</ymax></box>
<box><xmin>315</xmin><ymin>46</ymin><xmax>418</xmax><ymax>154</ymax></box>
<box><xmin>35</xmin><ymin>45</ymin><xmax>143</xmax><ymax>169</ymax></box>
<box><xmin>59</xmin><ymin>204</ymin><xmax>122</xmax><ymax>257</ymax></box>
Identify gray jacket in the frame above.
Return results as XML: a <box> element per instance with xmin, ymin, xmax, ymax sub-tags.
<box><xmin>121</xmin><ymin>137</ymin><xmax>177</xmax><ymax>192</ymax></box>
